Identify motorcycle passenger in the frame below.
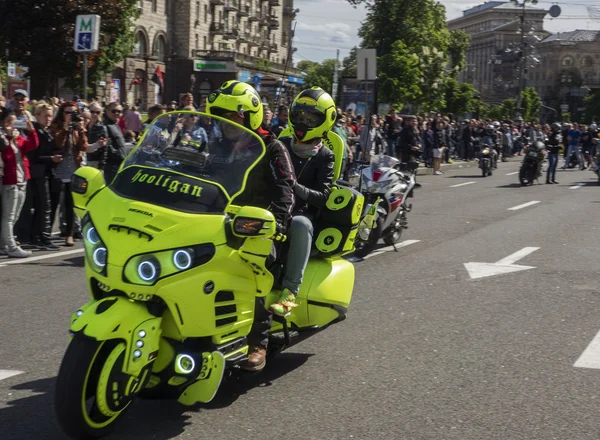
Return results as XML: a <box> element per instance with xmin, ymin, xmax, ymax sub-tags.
<box><xmin>272</xmin><ymin>87</ymin><xmax>336</xmax><ymax>318</ymax></box>
<box><xmin>205</xmin><ymin>80</ymin><xmax>296</xmax><ymax>372</ymax></box>
<box><xmin>546</xmin><ymin>122</ymin><xmax>561</xmax><ymax>184</ymax></box>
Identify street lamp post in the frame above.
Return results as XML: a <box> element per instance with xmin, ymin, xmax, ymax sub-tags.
<box><xmin>512</xmin><ymin>0</ymin><xmax>538</xmax><ymax>120</ymax></box>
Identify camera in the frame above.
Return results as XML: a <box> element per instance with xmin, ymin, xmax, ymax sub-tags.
<box><xmin>71</xmin><ymin>109</ymin><xmax>82</xmax><ymax>123</ymax></box>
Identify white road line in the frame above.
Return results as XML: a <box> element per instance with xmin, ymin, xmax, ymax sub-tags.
<box><xmin>449</xmin><ymin>181</ymin><xmax>476</xmax><ymax>188</ymax></box>
<box><xmin>507</xmin><ymin>201</ymin><xmax>540</xmax><ymax>211</ymax></box>
<box><xmin>496</xmin><ymin>247</ymin><xmax>540</xmax><ymax>265</ymax></box>
<box><xmin>574</xmin><ymin>329</ymin><xmax>600</xmax><ymax>369</ymax></box>
<box><xmin>0</xmin><ymin>249</ymin><xmax>84</xmax><ymax>268</ymax></box>
<box><xmin>363</xmin><ymin>240</ymin><xmax>421</xmax><ymax>260</ymax></box>
<box><xmin>570</xmin><ymin>184</ymin><xmax>584</xmax><ymax>190</ymax></box>
<box><xmin>506</xmin><ymin>172</ymin><xmax>518</xmax><ymax>176</ymax></box>
<box><xmin>0</xmin><ymin>370</ymin><xmax>23</xmax><ymax>381</ymax></box>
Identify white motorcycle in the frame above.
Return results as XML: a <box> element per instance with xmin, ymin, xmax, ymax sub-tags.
<box><xmin>353</xmin><ymin>155</ymin><xmax>418</xmax><ymax>258</ymax></box>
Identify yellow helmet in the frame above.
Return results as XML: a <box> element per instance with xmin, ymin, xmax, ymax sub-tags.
<box><xmin>289</xmin><ymin>87</ymin><xmax>336</xmax><ymax>142</ymax></box>
<box><xmin>205</xmin><ymin>80</ymin><xmax>263</xmax><ymax>131</ymax></box>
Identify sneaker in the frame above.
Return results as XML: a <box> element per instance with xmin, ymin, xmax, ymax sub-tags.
<box><xmin>269</xmin><ymin>289</ymin><xmax>298</xmax><ymax>317</ymax></box>
<box><xmin>32</xmin><ymin>240</ymin><xmax>60</xmax><ymax>250</ymax></box>
<box><xmin>552</xmin><ymin>180</ymin><xmax>559</xmax><ymax>184</ymax></box>
<box><xmin>434</xmin><ymin>170</ymin><xmax>443</xmax><ymax>175</ymax></box>
<box><xmin>240</xmin><ymin>346</ymin><xmax>267</xmax><ymax>372</ymax></box>
<box><xmin>0</xmin><ymin>246</ymin><xmax>6</xmax><ymax>256</ymax></box>
<box><xmin>7</xmin><ymin>247</ymin><xmax>32</xmax><ymax>258</ymax></box>
<box><xmin>73</xmin><ymin>232</ymin><xmax>83</xmax><ymax>240</ymax></box>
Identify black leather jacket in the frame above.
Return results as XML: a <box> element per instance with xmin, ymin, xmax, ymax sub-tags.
<box><xmin>29</xmin><ymin>121</ymin><xmax>56</xmax><ymax>179</ymax></box>
<box><xmin>280</xmin><ymin>136</ymin><xmax>334</xmax><ymax>217</ymax></box>
<box><xmin>232</xmin><ymin>129</ymin><xmax>296</xmax><ymax>230</ymax></box>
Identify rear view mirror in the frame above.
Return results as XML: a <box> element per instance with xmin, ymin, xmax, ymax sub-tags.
<box><xmin>71</xmin><ymin>167</ymin><xmax>106</xmax><ymax>218</ymax></box>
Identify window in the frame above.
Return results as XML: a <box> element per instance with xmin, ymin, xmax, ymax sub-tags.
<box><xmin>204</xmin><ymin>4</ymin><xmax>208</xmax><ymax>22</ymax></box>
<box><xmin>152</xmin><ymin>0</ymin><xmax>157</xmax><ymax>12</ymax></box>
<box><xmin>154</xmin><ymin>35</ymin><xmax>166</xmax><ymax>62</ymax></box>
<box><xmin>561</xmin><ymin>56</ymin><xmax>574</xmax><ymax>67</ymax></box>
<box><xmin>195</xmin><ymin>34</ymin><xmax>199</xmax><ymax>49</ymax></box>
<box><xmin>196</xmin><ymin>1</ymin><xmax>200</xmax><ymax>20</ymax></box>
<box><xmin>134</xmin><ymin>31</ymin><xmax>147</xmax><ymax>57</ymax></box>
<box><xmin>203</xmin><ymin>36</ymin><xmax>207</xmax><ymax>49</ymax></box>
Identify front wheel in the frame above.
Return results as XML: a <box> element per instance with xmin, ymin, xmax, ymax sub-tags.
<box><xmin>383</xmin><ymin>212</ymin><xmax>404</xmax><ymax>246</ymax></box>
<box><xmin>519</xmin><ymin>163</ymin><xmax>535</xmax><ymax>186</ymax></box>
<box><xmin>481</xmin><ymin>161</ymin><xmax>488</xmax><ymax>177</ymax></box>
<box><xmin>55</xmin><ymin>337</ymin><xmax>145</xmax><ymax>439</ymax></box>
<box><xmin>354</xmin><ymin>216</ymin><xmax>383</xmax><ymax>258</ymax></box>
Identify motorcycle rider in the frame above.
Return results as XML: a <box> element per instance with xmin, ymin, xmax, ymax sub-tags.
<box><xmin>205</xmin><ymin>80</ymin><xmax>296</xmax><ymax>371</ymax></box>
<box><xmin>482</xmin><ymin>125</ymin><xmax>499</xmax><ymax>169</ymax></box>
<box><xmin>546</xmin><ymin>122</ymin><xmax>561</xmax><ymax>184</ymax></box>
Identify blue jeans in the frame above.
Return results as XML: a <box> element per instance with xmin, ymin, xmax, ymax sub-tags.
<box><xmin>547</xmin><ymin>153</ymin><xmax>558</xmax><ymax>182</ymax></box>
<box><xmin>563</xmin><ymin>145</ymin><xmax>583</xmax><ymax>169</ymax></box>
<box><xmin>282</xmin><ymin>215</ymin><xmax>314</xmax><ymax>295</ymax></box>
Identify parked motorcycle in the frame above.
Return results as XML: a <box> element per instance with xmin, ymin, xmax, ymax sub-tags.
<box><xmin>594</xmin><ymin>141</ymin><xmax>600</xmax><ymax>184</ymax></box>
<box><xmin>519</xmin><ymin>140</ymin><xmax>546</xmax><ymax>186</ymax></box>
<box><xmin>54</xmin><ymin>112</ymin><xmax>364</xmax><ymax>439</ymax></box>
<box><xmin>353</xmin><ymin>155</ymin><xmax>418</xmax><ymax>258</ymax></box>
<box><xmin>479</xmin><ymin>144</ymin><xmax>494</xmax><ymax>177</ymax></box>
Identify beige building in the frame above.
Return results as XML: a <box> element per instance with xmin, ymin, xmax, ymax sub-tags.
<box><xmin>447</xmin><ymin>1</ymin><xmax>548</xmax><ymax>103</ymax></box>
<box><xmin>93</xmin><ymin>0</ymin><xmax>300</xmax><ymax>109</ymax></box>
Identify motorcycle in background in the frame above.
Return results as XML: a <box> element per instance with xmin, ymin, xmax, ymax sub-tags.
<box><xmin>519</xmin><ymin>140</ymin><xmax>546</xmax><ymax>186</ymax></box>
<box><xmin>353</xmin><ymin>155</ymin><xmax>418</xmax><ymax>258</ymax></box>
<box><xmin>479</xmin><ymin>144</ymin><xmax>494</xmax><ymax>177</ymax></box>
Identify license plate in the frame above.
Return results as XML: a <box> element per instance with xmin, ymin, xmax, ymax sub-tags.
<box><xmin>528</xmin><ymin>151</ymin><xmax>538</xmax><ymax>157</ymax></box>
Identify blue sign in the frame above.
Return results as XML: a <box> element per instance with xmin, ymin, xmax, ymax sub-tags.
<box><xmin>252</xmin><ymin>75</ymin><xmax>262</xmax><ymax>86</ymax></box>
<box><xmin>287</xmin><ymin>76</ymin><xmax>305</xmax><ymax>85</ymax></box>
<box><xmin>238</xmin><ymin>70</ymin><xmax>251</xmax><ymax>83</ymax></box>
<box><xmin>77</xmin><ymin>32</ymin><xmax>93</xmax><ymax>51</ymax></box>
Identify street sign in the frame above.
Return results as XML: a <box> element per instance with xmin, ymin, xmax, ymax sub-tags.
<box><xmin>7</xmin><ymin>62</ymin><xmax>16</xmax><ymax>78</ymax></box>
<box><xmin>74</xmin><ymin>15</ymin><xmax>100</xmax><ymax>52</ymax></box>
<box><xmin>357</xmin><ymin>48</ymin><xmax>377</xmax><ymax>81</ymax></box>
<box><xmin>561</xmin><ymin>104</ymin><xmax>569</xmax><ymax>112</ymax></box>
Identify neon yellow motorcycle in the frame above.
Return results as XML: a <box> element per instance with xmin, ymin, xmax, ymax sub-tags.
<box><xmin>55</xmin><ymin>112</ymin><xmax>363</xmax><ymax>439</ymax></box>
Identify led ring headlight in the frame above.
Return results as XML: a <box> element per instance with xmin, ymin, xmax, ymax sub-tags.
<box><xmin>86</xmin><ymin>227</ymin><xmax>100</xmax><ymax>245</ymax></box>
<box><xmin>138</xmin><ymin>260</ymin><xmax>159</xmax><ymax>282</ymax></box>
<box><xmin>93</xmin><ymin>247</ymin><xmax>107</xmax><ymax>268</ymax></box>
<box><xmin>173</xmin><ymin>250</ymin><xmax>192</xmax><ymax>270</ymax></box>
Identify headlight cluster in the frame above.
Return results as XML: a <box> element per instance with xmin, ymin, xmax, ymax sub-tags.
<box><xmin>123</xmin><ymin>244</ymin><xmax>215</xmax><ymax>286</ymax></box>
<box><xmin>82</xmin><ymin>214</ymin><xmax>108</xmax><ymax>275</ymax></box>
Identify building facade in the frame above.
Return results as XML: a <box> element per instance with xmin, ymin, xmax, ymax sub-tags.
<box><xmin>447</xmin><ymin>1</ymin><xmax>548</xmax><ymax>103</ymax></box>
<box><xmin>92</xmin><ymin>0</ymin><xmax>300</xmax><ymax>109</ymax></box>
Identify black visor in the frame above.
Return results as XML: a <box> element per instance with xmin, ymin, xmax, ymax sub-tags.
<box><xmin>290</xmin><ymin>105</ymin><xmax>326</xmax><ymax>129</ymax></box>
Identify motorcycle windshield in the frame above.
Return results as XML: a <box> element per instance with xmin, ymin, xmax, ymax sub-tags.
<box><xmin>110</xmin><ymin>112</ymin><xmax>265</xmax><ymax>214</ymax></box>
<box><xmin>371</xmin><ymin>154</ymin><xmax>400</xmax><ymax>171</ymax></box>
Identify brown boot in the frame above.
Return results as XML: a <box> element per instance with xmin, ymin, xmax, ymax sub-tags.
<box><xmin>240</xmin><ymin>346</ymin><xmax>266</xmax><ymax>371</ymax></box>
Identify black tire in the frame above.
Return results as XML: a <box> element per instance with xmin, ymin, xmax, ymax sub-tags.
<box><xmin>55</xmin><ymin>337</ymin><xmax>137</xmax><ymax>439</ymax></box>
<box><xmin>481</xmin><ymin>162</ymin><xmax>488</xmax><ymax>177</ymax></box>
<box><xmin>519</xmin><ymin>164</ymin><xmax>535</xmax><ymax>186</ymax></box>
<box><xmin>383</xmin><ymin>213</ymin><xmax>403</xmax><ymax>246</ymax></box>
<box><xmin>354</xmin><ymin>216</ymin><xmax>383</xmax><ymax>258</ymax></box>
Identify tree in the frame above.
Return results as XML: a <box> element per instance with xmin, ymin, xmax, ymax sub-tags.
<box><xmin>443</xmin><ymin>78</ymin><xmax>475</xmax><ymax>116</ymax></box>
<box><xmin>341</xmin><ymin>46</ymin><xmax>358</xmax><ymax>78</ymax></box>
<box><xmin>501</xmin><ymin>99</ymin><xmax>516</xmax><ymax>120</ymax></box>
<box><xmin>0</xmin><ymin>0</ymin><xmax>139</xmax><ymax>95</ymax></box>
<box><xmin>520</xmin><ymin>87</ymin><xmax>541</xmax><ymax>121</ymax></box>
<box><xmin>584</xmin><ymin>89</ymin><xmax>600</xmax><ymax>123</ymax></box>
<box><xmin>447</xmin><ymin>31</ymin><xmax>471</xmax><ymax>77</ymax></box>
<box><xmin>377</xmin><ymin>41</ymin><xmax>422</xmax><ymax>110</ymax></box>
<box><xmin>298</xmin><ymin>59</ymin><xmax>337</xmax><ymax>94</ymax></box>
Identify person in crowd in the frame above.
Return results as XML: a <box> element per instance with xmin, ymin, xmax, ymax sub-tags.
<box><xmin>99</xmin><ymin>102</ymin><xmax>128</xmax><ymax>183</ymax></box>
<box><xmin>167</xmin><ymin>101</ymin><xmax>177</xmax><ymax>112</ymax></box>
<box><xmin>359</xmin><ymin>115</ymin><xmax>383</xmax><ymax>161</ymax></box>
<box><xmin>171</xmin><ymin>106</ymin><xmax>208</xmax><ymax>145</ymax></box>
<box><xmin>124</xmin><ymin>130</ymin><xmax>137</xmax><ymax>144</ymax></box>
<box><xmin>125</xmin><ymin>105</ymin><xmax>143</xmax><ymax>136</ymax></box>
<box><xmin>0</xmin><ymin>96</ymin><xmax>6</xmax><ymax>108</ymax></box>
<box><xmin>546</xmin><ymin>122</ymin><xmax>561</xmax><ymax>185</ymax></box>
<box><xmin>422</xmin><ymin>121</ymin><xmax>434</xmax><ymax>168</ymax></box>
<box><xmin>563</xmin><ymin>123</ymin><xmax>584</xmax><ymax>170</ymax></box>
<box><xmin>396</xmin><ymin>116</ymin><xmax>421</xmax><ymax>163</ymax></box>
<box><xmin>262</xmin><ymin>107</ymin><xmax>274</xmax><ymax>131</ymax></box>
<box><xmin>205</xmin><ymin>80</ymin><xmax>295</xmax><ymax>372</ymax></box>
<box><xmin>28</xmin><ymin>103</ymin><xmax>62</xmax><ymax>250</ymax></box>
<box><xmin>11</xmin><ymin>90</ymin><xmax>34</xmax><ymax>137</ymax></box>
<box><xmin>117</xmin><ymin>104</ymin><xmax>128</xmax><ymax>134</ymax></box>
<box><xmin>385</xmin><ymin>108</ymin><xmax>401</xmax><ymax>155</ymax></box>
<box><xmin>179</xmin><ymin>93</ymin><xmax>195</xmax><ymax>109</ymax></box>
<box><xmin>49</xmin><ymin>102</ymin><xmax>88</xmax><ymax>247</ymax></box>
<box><xmin>144</xmin><ymin>104</ymin><xmax>166</xmax><ymax>130</ymax></box>
<box><xmin>0</xmin><ymin>107</ymin><xmax>39</xmax><ymax>257</ymax></box>
<box><xmin>581</xmin><ymin>124</ymin><xmax>595</xmax><ymax>168</ymax></box>
<box><xmin>432</xmin><ymin>119</ymin><xmax>447</xmax><ymax>175</ymax></box>
<box><xmin>271</xmin><ymin>105</ymin><xmax>289</xmax><ymax>136</ymax></box>
<box><xmin>332</xmin><ymin>114</ymin><xmax>352</xmax><ymax>179</ymax></box>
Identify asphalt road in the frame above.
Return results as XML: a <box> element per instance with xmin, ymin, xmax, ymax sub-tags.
<box><xmin>1</xmin><ymin>160</ymin><xmax>600</xmax><ymax>440</ymax></box>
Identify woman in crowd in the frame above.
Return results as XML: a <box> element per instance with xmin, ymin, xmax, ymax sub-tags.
<box><xmin>49</xmin><ymin>102</ymin><xmax>88</xmax><ymax>247</ymax></box>
<box><xmin>0</xmin><ymin>107</ymin><xmax>39</xmax><ymax>258</ymax></box>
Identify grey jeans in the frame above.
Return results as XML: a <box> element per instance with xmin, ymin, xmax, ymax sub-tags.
<box><xmin>282</xmin><ymin>215</ymin><xmax>314</xmax><ymax>295</ymax></box>
<box><xmin>1</xmin><ymin>184</ymin><xmax>27</xmax><ymax>250</ymax></box>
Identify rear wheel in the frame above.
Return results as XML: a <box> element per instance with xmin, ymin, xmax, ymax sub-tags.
<box><xmin>383</xmin><ymin>213</ymin><xmax>404</xmax><ymax>246</ymax></box>
<box><xmin>354</xmin><ymin>216</ymin><xmax>383</xmax><ymax>258</ymax></box>
<box><xmin>55</xmin><ymin>337</ymin><xmax>145</xmax><ymax>439</ymax></box>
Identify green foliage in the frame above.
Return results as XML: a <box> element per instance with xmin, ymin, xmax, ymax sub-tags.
<box><xmin>485</xmin><ymin>98</ymin><xmax>516</xmax><ymax>120</ymax></box>
<box><xmin>584</xmin><ymin>89</ymin><xmax>600</xmax><ymax>123</ymax></box>
<box><xmin>357</xmin><ymin>0</ymin><xmax>468</xmax><ymax>111</ymax></box>
<box><xmin>299</xmin><ymin>59</ymin><xmax>337</xmax><ymax>94</ymax></box>
<box><xmin>561</xmin><ymin>112</ymin><xmax>571</xmax><ymax>123</ymax></box>
<box><xmin>443</xmin><ymin>78</ymin><xmax>475</xmax><ymax>115</ymax></box>
<box><xmin>0</xmin><ymin>0</ymin><xmax>140</xmax><ymax>95</ymax></box>
<box><xmin>520</xmin><ymin>87</ymin><xmax>541</xmax><ymax>121</ymax></box>
<box><xmin>342</xmin><ymin>47</ymin><xmax>358</xmax><ymax>78</ymax></box>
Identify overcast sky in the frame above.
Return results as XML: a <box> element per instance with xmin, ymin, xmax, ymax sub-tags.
<box><xmin>293</xmin><ymin>0</ymin><xmax>600</xmax><ymax>65</ymax></box>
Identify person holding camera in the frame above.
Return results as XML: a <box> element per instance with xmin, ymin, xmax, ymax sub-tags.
<box><xmin>50</xmin><ymin>102</ymin><xmax>88</xmax><ymax>247</ymax></box>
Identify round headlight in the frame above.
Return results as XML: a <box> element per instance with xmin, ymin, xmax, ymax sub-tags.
<box><xmin>173</xmin><ymin>250</ymin><xmax>192</xmax><ymax>270</ymax></box>
<box><xmin>86</xmin><ymin>227</ymin><xmax>100</xmax><ymax>245</ymax></box>
<box><xmin>138</xmin><ymin>260</ymin><xmax>158</xmax><ymax>282</ymax></box>
<box><xmin>93</xmin><ymin>247</ymin><xmax>107</xmax><ymax>267</ymax></box>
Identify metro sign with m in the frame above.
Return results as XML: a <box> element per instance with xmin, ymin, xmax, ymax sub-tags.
<box><xmin>74</xmin><ymin>15</ymin><xmax>100</xmax><ymax>52</ymax></box>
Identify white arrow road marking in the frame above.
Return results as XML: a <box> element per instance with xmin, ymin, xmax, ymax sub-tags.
<box><xmin>508</xmin><ymin>201</ymin><xmax>541</xmax><ymax>211</ymax></box>
<box><xmin>362</xmin><ymin>240</ymin><xmax>421</xmax><ymax>260</ymax></box>
<box><xmin>506</xmin><ymin>172</ymin><xmax>519</xmax><ymax>176</ymax></box>
<box><xmin>464</xmin><ymin>247</ymin><xmax>540</xmax><ymax>280</ymax></box>
<box><xmin>0</xmin><ymin>249</ymin><xmax>84</xmax><ymax>268</ymax></box>
<box><xmin>574</xmin><ymin>329</ymin><xmax>600</xmax><ymax>369</ymax></box>
<box><xmin>570</xmin><ymin>184</ymin><xmax>584</xmax><ymax>190</ymax></box>
<box><xmin>0</xmin><ymin>370</ymin><xmax>23</xmax><ymax>381</ymax></box>
<box><xmin>449</xmin><ymin>181</ymin><xmax>476</xmax><ymax>188</ymax></box>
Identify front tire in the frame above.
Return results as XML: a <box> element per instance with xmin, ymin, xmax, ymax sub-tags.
<box><xmin>383</xmin><ymin>213</ymin><xmax>404</xmax><ymax>246</ymax></box>
<box><xmin>481</xmin><ymin>161</ymin><xmax>488</xmax><ymax>177</ymax></box>
<box><xmin>55</xmin><ymin>337</ymin><xmax>141</xmax><ymax>439</ymax></box>
<box><xmin>519</xmin><ymin>164</ymin><xmax>535</xmax><ymax>186</ymax></box>
<box><xmin>354</xmin><ymin>216</ymin><xmax>383</xmax><ymax>258</ymax></box>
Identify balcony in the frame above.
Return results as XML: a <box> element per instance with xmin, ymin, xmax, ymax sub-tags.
<box><xmin>192</xmin><ymin>49</ymin><xmax>236</xmax><ymax>61</ymax></box>
<box><xmin>269</xmin><ymin>0</ymin><xmax>280</xmax><ymax>5</ymax></box>
<box><xmin>270</xmin><ymin>42</ymin><xmax>277</xmax><ymax>51</ymax></box>
<box><xmin>223</xmin><ymin>26</ymin><xmax>240</xmax><ymax>39</ymax></box>
<box><xmin>238</xmin><ymin>4</ymin><xmax>250</xmax><ymax>16</ymax></box>
<box><xmin>269</xmin><ymin>15</ymin><xmax>279</xmax><ymax>29</ymax></box>
<box><xmin>191</xmin><ymin>49</ymin><xmax>302</xmax><ymax>77</ymax></box>
<box><xmin>248</xmin><ymin>10</ymin><xmax>258</xmax><ymax>21</ymax></box>
<box><xmin>210</xmin><ymin>22</ymin><xmax>225</xmax><ymax>34</ymax></box>
<box><xmin>224</xmin><ymin>0</ymin><xmax>238</xmax><ymax>11</ymax></box>
<box><xmin>238</xmin><ymin>30</ymin><xmax>252</xmax><ymax>43</ymax></box>
<box><xmin>210</xmin><ymin>0</ymin><xmax>224</xmax><ymax>4</ymax></box>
